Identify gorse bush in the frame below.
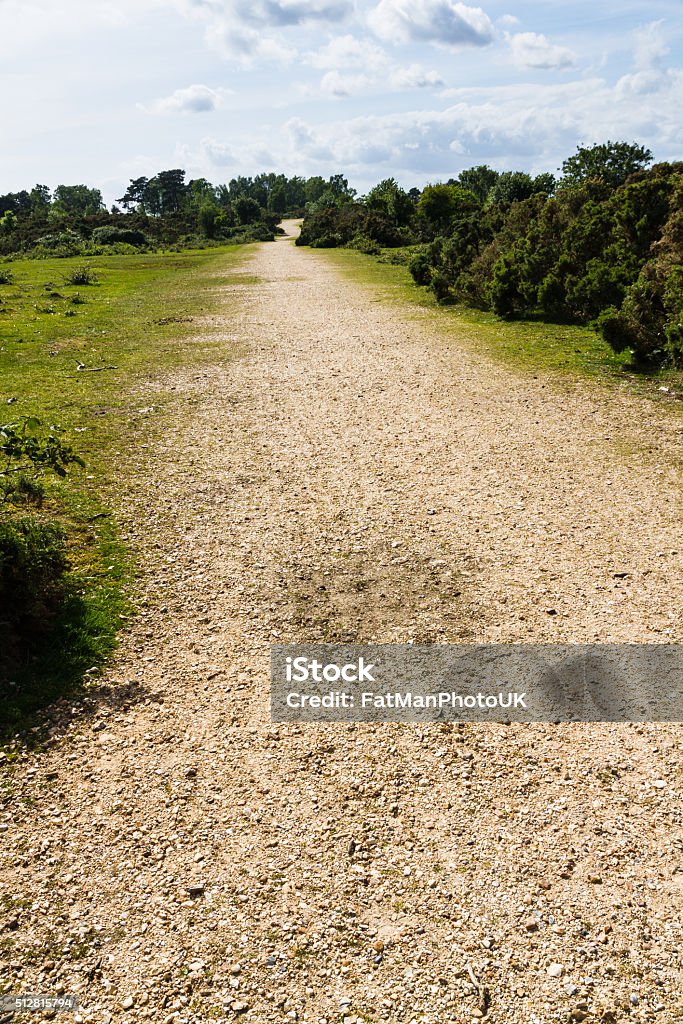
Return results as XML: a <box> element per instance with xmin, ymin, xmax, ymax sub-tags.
<box><xmin>298</xmin><ymin>142</ymin><xmax>682</xmax><ymax>368</ymax></box>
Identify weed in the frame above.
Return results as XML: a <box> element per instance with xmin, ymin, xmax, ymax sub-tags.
<box><xmin>64</xmin><ymin>265</ymin><xmax>98</xmax><ymax>286</ymax></box>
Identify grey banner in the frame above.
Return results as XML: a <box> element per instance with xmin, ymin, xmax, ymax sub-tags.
<box><xmin>270</xmin><ymin>644</ymin><xmax>683</xmax><ymax>722</ymax></box>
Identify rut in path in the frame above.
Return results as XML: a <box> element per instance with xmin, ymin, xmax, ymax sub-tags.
<box><xmin>1</xmin><ymin>222</ymin><xmax>682</xmax><ymax>1023</ymax></box>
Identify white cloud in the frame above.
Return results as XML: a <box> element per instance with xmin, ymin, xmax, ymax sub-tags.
<box><xmin>634</xmin><ymin>19</ymin><xmax>669</xmax><ymax>71</ymax></box>
<box><xmin>616</xmin><ymin>21</ymin><xmax>673</xmax><ymax>98</ymax></box>
<box><xmin>232</xmin><ymin>0</ymin><xmax>352</xmax><ymax>26</ymax></box>
<box><xmin>205</xmin><ymin>20</ymin><xmax>295</xmax><ymax>62</ymax></box>
<box><xmin>145</xmin><ymin>83</ymin><xmax>230</xmax><ymax>113</ymax></box>
<box><xmin>306</xmin><ymin>33</ymin><xmax>443</xmax><ymax>96</ymax></box>
<box><xmin>174</xmin><ymin>0</ymin><xmax>351</xmax><ymax>61</ymax></box>
<box><xmin>278</xmin><ymin>72</ymin><xmax>683</xmax><ymax>177</ymax></box>
<box><xmin>389</xmin><ymin>63</ymin><xmax>444</xmax><ymax>88</ymax></box>
<box><xmin>316</xmin><ymin>62</ymin><xmax>444</xmax><ymax>97</ymax></box>
<box><xmin>508</xmin><ymin>31</ymin><xmax>576</xmax><ymax>71</ymax></box>
<box><xmin>175</xmin><ymin>0</ymin><xmax>350</xmax><ymax>22</ymax></box>
<box><xmin>308</xmin><ymin>34</ymin><xmax>389</xmax><ymax>70</ymax></box>
<box><xmin>174</xmin><ymin>0</ymin><xmax>352</xmax><ymax>64</ymax></box>
<box><xmin>368</xmin><ymin>0</ymin><xmax>494</xmax><ymax>50</ymax></box>
<box><xmin>320</xmin><ymin>69</ymin><xmax>373</xmax><ymax>95</ymax></box>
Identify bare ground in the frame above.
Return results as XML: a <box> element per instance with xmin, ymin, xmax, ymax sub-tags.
<box><xmin>1</xmin><ymin>222</ymin><xmax>683</xmax><ymax>1024</ymax></box>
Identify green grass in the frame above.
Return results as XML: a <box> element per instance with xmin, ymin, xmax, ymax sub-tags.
<box><xmin>318</xmin><ymin>247</ymin><xmax>683</xmax><ymax>401</ymax></box>
<box><xmin>0</xmin><ymin>244</ymin><xmax>253</xmax><ymax>736</ymax></box>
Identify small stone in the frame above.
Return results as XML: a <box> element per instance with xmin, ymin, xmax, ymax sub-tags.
<box><xmin>630</xmin><ymin>994</ymin><xmax>640</xmax><ymax>1007</ymax></box>
<box><xmin>187</xmin><ymin>884</ymin><xmax>205</xmax><ymax>897</ymax></box>
<box><xmin>371</xmin><ymin>939</ymin><xmax>384</xmax><ymax>952</ymax></box>
<box><xmin>120</xmin><ymin>997</ymin><xmax>135</xmax><ymax>1010</ymax></box>
<box><xmin>588</xmin><ymin>874</ymin><xmax>602</xmax><ymax>884</ymax></box>
<box><xmin>230</xmin><ymin>963</ymin><xmax>241</xmax><ymax>975</ymax></box>
<box><xmin>570</xmin><ymin>1011</ymin><xmax>588</xmax><ymax>1022</ymax></box>
<box><xmin>652</xmin><ymin>780</ymin><xmax>667</xmax><ymax>789</ymax></box>
<box><xmin>524</xmin><ymin>917</ymin><xmax>539</xmax><ymax>932</ymax></box>
<box><xmin>231</xmin><ymin>1002</ymin><xmax>249</xmax><ymax>1014</ymax></box>
<box><xmin>547</xmin><ymin>963</ymin><xmax>564</xmax><ymax>978</ymax></box>
<box><xmin>185</xmin><ymin>767</ymin><xmax>198</xmax><ymax>779</ymax></box>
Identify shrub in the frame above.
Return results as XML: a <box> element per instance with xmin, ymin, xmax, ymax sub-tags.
<box><xmin>64</xmin><ymin>264</ymin><xmax>98</xmax><ymax>285</ymax></box>
<box><xmin>91</xmin><ymin>226</ymin><xmax>147</xmax><ymax>247</ymax></box>
<box><xmin>0</xmin><ymin>517</ymin><xmax>69</xmax><ymax>667</ymax></box>
<box><xmin>409</xmin><ymin>251</ymin><xmax>432</xmax><ymax>286</ymax></box>
<box><xmin>0</xmin><ymin>269</ymin><xmax>13</xmax><ymax>284</ymax></box>
<box><xmin>0</xmin><ymin>417</ymin><xmax>85</xmax><ymax>510</ymax></box>
<box><xmin>34</xmin><ymin>230</ymin><xmax>84</xmax><ymax>256</ymax></box>
<box><xmin>347</xmin><ymin>234</ymin><xmax>381</xmax><ymax>255</ymax></box>
<box><xmin>309</xmin><ymin>234</ymin><xmax>342</xmax><ymax>248</ymax></box>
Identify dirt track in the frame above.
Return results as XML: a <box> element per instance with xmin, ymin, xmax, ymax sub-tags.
<box><xmin>1</xmin><ymin>222</ymin><xmax>683</xmax><ymax>1023</ymax></box>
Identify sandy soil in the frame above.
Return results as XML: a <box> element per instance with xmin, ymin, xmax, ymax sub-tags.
<box><xmin>1</xmin><ymin>221</ymin><xmax>682</xmax><ymax>1024</ymax></box>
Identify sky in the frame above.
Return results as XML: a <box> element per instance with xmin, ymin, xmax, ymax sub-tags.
<box><xmin>1</xmin><ymin>0</ymin><xmax>682</xmax><ymax>204</ymax></box>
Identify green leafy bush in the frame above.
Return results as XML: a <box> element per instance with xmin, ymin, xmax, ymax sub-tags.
<box><xmin>1</xmin><ymin>416</ymin><xmax>85</xmax><ymax>509</ymax></box>
<box><xmin>347</xmin><ymin>234</ymin><xmax>381</xmax><ymax>255</ymax></box>
<box><xmin>0</xmin><ymin>417</ymin><xmax>84</xmax><ymax>680</ymax></box>
<box><xmin>0</xmin><ymin>268</ymin><xmax>14</xmax><ymax>284</ymax></box>
<box><xmin>91</xmin><ymin>226</ymin><xmax>148</xmax><ymax>247</ymax></box>
<box><xmin>64</xmin><ymin>264</ymin><xmax>98</xmax><ymax>285</ymax></box>
<box><xmin>34</xmin><ymin>230</ymin><xmax>84</xmax><ymax>256</ymax></box>
<box><xmin>408</xmin><ymin>251</ymin><xmax>432</xmax><ymax>286</ymax></box>
<box><xmin>0</xmin><ymin>517</ymin><xmax>69</xmax><ymax>666</ymax></box>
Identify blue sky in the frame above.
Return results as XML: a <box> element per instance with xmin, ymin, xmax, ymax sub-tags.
<box><xmin>1</xmin><ymin>0</ymin><xmax>681</xmax><ymax>203</ymax></box>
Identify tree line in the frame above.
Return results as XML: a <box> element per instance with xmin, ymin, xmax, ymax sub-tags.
<box><xmin>297</xmin><ymin>142</ymin><xmax>683</xmax><ymax>369</ymax></box>
<box><xmin>0</xmin><ymin>170</ymin><xmax>356</xmax><ymax>257</ymax></box>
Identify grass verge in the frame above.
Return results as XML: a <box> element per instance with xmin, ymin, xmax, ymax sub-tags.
<box><xmin>0</xmin><ymin>244</ymin><xmax>253</xmax><ymax>736</ymax></box>
<box><xmin>317</xmin><ymin>247</ymin><xmax>683</xmax><ymax>402</ymax></box>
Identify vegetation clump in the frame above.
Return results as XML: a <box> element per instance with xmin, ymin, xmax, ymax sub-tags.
<box><xmin>298</xmin><ymin>142</ymin><xmax>683</xmax><ymax>369</ymax></box>
<box><xmin>0</xmin><ymin>417</ymin><xmax>84</xmax><ymax>679</ymax></box>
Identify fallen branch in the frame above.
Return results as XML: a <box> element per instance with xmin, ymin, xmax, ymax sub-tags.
<box><xmin>76</xmin><ymin>362</ymin><xmax>118</xmax><ymax>372</ymax></box>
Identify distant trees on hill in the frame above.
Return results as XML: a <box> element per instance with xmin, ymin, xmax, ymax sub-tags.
<box><xmin>0</xmin><ymin>170</ymin><xmax>355</xmax><ymax>257</ymax></box>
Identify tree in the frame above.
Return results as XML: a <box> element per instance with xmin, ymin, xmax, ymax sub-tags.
<box><xmin>29</xmin><ymin>185</ymin><xmax>51</xmax><ymax>219</ymax></box>
<box><xmin>153</xmin><ymin>169</ymin><xmax>187</xmax><ymax>215</ymax></box>
<box><xmin>561</xmin><ymin>141</ymin><xmax>653</xmax><ymax>189</ymax></box>
<box><xmin>233</xmin><ymin>196</ymin><xmax>261</xmax><ymax>225</ymax></box>
<box><xmin>198</xmin><ymin>203</ymin><xmax>220</xmax><ymax>238</ymax></box>
<box><xmin>417</xmin><ymin>184</ymin><xmax>478</xmax><ymax>233</ymax></box>
<box><xmin>365</xmin><ymin>178</ymin><xmax>413</xmax><ymax>227</ymax></box>
<box><xmin>118</xmin><ymin>177</ymin><xmax>149</xmax><ymax>212</ymax></box>
<box><xmin>53</xmin><ymin>185</ymin><xmax>104</xmax><ymax>216</ymax></box>
<box><xmin>268</xmin><ymin>183</ymin><xmax>288</xmax><ymax>216</ymax></box>
<box><xmin>304</xmin><ymin>177</ymin><xmax>327</xmax><ymax>205</ymax></box>
<box><xmin>0</xmin><ymin>211</ymin><xmax>17</xmax><ymax>234</ymax></box>
<box><xmin>488</xmin><ymin>172</ymin><xmax>537</xmax><ymax>207</ymax></box>
<box><xmin>327</xmin><ymin>173</ymin><xmax>355</xmax><ymax>200</ymax></box>
<box><xmin>457</xmin><ymin>165</ymin><xmax>500</xmax><ymax>203</ymax></box>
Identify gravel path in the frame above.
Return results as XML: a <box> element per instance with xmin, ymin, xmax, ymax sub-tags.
<box><xmin>1</xmin><ymin>222</ymin><xmax>682</xmax><ymax>1023</ymax></box>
